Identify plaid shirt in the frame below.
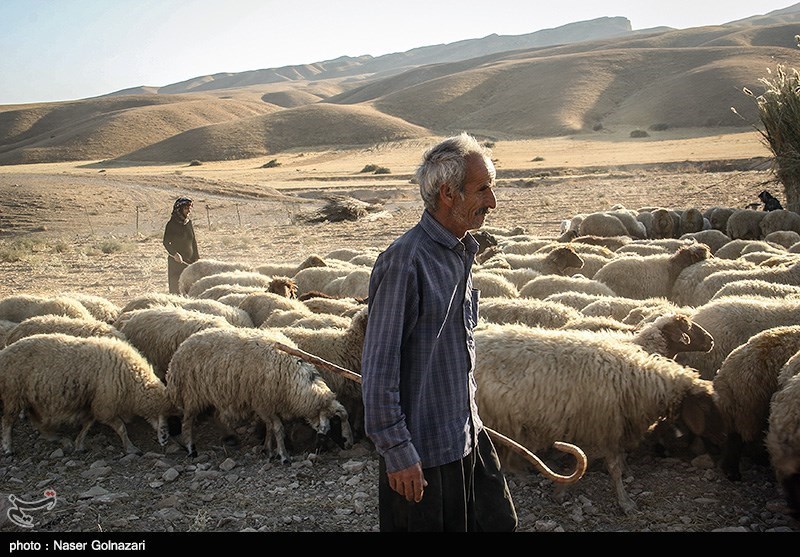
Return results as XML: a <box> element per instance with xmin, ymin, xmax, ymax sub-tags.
<box><xmin>361</xmin><ymin>210</ymin><xmax>483</xmax><ymax>473</ymax></box>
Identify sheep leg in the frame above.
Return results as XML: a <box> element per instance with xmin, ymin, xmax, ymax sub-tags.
<box><xmin>73</xmin><ymin>419</ymin><xmax>95</xmax><ymax>452</ymax></box>
<box><xmin>2</xmin><ymin>410</ymin><xmax>17</xmax><ymax>455</ymax></box>
<box><xmin>720</xmin><ymin>431</ymin><xmax>743</xmax><ymax>481</ymax></box>
<box><xmin>105</xmin><ymin>417</ymin><xmax>141</xmax><ymax>455</ymax></box>
<box><xmin>181</xmin><ymin>414</ymin><xmax>197</xmax><ymax>457</ymax></box>
<box><xmin>264</xmin><ymin>415</ymin><xmax>290</xmax><ymax>465</ymax></box>
<box><xmin>605</xmin><ymin>452</ymin><xmax>637</xmax><ymax>515</ymax></box>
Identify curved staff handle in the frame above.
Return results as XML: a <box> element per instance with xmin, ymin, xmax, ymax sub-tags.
<box><xmin>271</xmin><ymin>341</ymin><xmax>587</xmax><ymax>485</ymax></box>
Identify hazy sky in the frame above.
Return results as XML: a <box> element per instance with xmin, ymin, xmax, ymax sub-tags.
<box><xmin>1</xmin><ymin>0</ymin><xmax>797</xmax><ymax>105</ymax></box>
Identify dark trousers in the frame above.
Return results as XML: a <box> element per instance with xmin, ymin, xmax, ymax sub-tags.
<box><xmin>167</xmin><ymin>257</ymin><xmax>188</xmax><ymax>294</ymax></box>
<box><xmin>378</xmin><ymin>429</ymin><xmax>517</xmax><ymax>532</ymax></box>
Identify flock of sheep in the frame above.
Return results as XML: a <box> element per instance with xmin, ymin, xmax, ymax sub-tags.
<box><xmin>0</xmin><ymin>200</ymin><xmax>799</xmax><ymax>522</ymax></box>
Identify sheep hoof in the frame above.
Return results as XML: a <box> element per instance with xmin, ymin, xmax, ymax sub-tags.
<box><xmin>188</xmin><ymin>447</ymin><xmax>198</xmax><ymax>458</ymax></box>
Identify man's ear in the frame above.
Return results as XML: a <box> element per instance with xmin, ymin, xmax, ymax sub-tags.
<box><xmin>439</xmin><ymin>183</ymin><xmax>455</xmax><ymax>208</ymax></box>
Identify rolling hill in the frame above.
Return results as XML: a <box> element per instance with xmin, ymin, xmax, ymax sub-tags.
<box><xmin>1</xmin><ymin>6</ymin><xmax>799</xmax><ymax>165</ymax></box>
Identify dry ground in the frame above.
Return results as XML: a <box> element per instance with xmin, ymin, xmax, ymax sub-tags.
<box><xmin>0</xmin><ymin>133</ymin><xmax>797</xmax><ymax>535</ymax></box>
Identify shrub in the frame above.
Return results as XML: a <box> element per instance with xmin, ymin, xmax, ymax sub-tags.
<box><xmin>736</xmin><ymin>61</ymin><xmax>800</xmax><ymax>212</ymax></box>
<box><xmin>373</xmin><ymin>166</ymin><xmax>391</xmax><ymax>174</ymax></box>
<box><xmin>649</xmin><ymin>123</ymin><xmax>669</xmax><ymax>131</ymax></box>
<box><xmin>592</xmin><ymin>123</ymin><xmax>604</xmax><ymax>131</ymax></box>
<box><xmin>483</xmin><ymin>141</ymin><xmax>496</xmax><ymax>148</ymax></box>
<box><xmin>531</xmin><ymin>156</ymin><xmax>545</xmax><ymax>162</ymax></box>
<box><xmin>189</xmin><ymin>160</ymin><xmax>202</xmax><ymax>167</ymax></box>
<box><xmin>360</xmin><ymin>164</ymin><xmax>378</xmax><ymax>173</ymax></box>
<box><xmin>262</xmin><ymin>159</ymin><xmax>280</xmax><ymax>168</ymax></box>
<box><xmin>629</xmin><ymin>130</ymin><xmax>650</xmax><ymax>138</ymax></box>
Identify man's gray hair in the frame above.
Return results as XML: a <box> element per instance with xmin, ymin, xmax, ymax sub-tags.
<box><xmin>416</xmin><ymin>132</ymin><xmax>494</xmax><ymax>212</ymax></box>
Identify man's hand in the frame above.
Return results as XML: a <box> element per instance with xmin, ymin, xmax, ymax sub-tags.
<box><xmin>387</xmin><ymin>463</ymin><xmax>427</xmax><ymax>503</ymax></box>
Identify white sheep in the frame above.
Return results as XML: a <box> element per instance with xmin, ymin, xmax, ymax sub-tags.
<box><xmin>473</xmin><ymin>322</ymin><xmax>722</xmax><ymax>514</ymax></box>
<box><xmin>580</xmin><ymin>295</ymin><xmax>675</xmax><ymax>322</ymax></box>
<box><xmin>300</xmin><ymin>295</ymin><xmax>365</xmax><ymax>316</ymax></box>
<box><xmin>679</xmin><ymin>208</ymin><xmax>705</xmax><ymax>235</ymax></box>
<box><xmin>179</xmin><ymin>299</ymin><xmax>254</xmax><ymax>328</ymax></box>
<box><xmin>766</xmin><ymin>353</ymin><xmax>800</xmax><ymax>520</ymax></box>
<box><xmin>472</xmin><ymin>272</ymin><xmax>519</xmax><ymax>298</ymax></box>
<box><xmin>254</xmin><ymin>254</ymin><xmax>327</xmax><ymax>278</ymax></box>
<box><xmin>216</xmin><ymin>293</ymin><xmax>251</xmax><ymax>307</ymax></box>
<box><xmin>116</xmin><ymin>306</ymin><xmax>232</xmax><ymax>380</ymax></box>
<box><xmin>119</xmin><ymin>292</ymin><xmax>189</xmax><ymax>314</ymax></box>
<box><xmin>178</xmin><ymin>258</ymin><xmax>255</xmax><ymax>295</ymax></box>
<box><xmin>4</xmin><ymin>315</ymin><xmax>125</xmax><ymax>347</ymax></box>
<box><xmin>707</xmin><ymin>207</ymin><xmax>736</xmax><ymax>233</ymax></box>
<box><xmin>0</xmin><ymin>320</ymin><xmax>16</xmax><ymax>348</ymax></box>
<box><xmin>271</xmin><ymin>307</ymin><xmax>368</xmax><ymax>438</ymax></box>
<box><xmin>726</xmin><ymin>209</ymin><xmax>767</xmax><ymax>241</ymax></box>
<box><xmin>578</xmin><ymin>212</ymin><xmax>630</xmax><ymax>238</ymax></box>
<box><xmin>675</xmin><ymin>297</ymin><xmax>800</xmax><ymax>380</ymax></box>
<box><xmin>334</xmin><ymin>268</ymin><xmax>371</xmax><ymax>299</ymax></box>
<box><xmin>478</xmin><ymin>297</ymin><xmax>582</xmax><ymax>328</ymax></box>
<box><xmin>710</xmin><ymin>279</ymin><xmax>800</xmax><ymax>302</ymax></box>
<box><xmin>0</xmin><ymin>333</ymin><xmax>172</xmax><ymax>455</ymax></box>
<box><xmin>187</xmin><ymin>270</ymin><xmax>274</xmax><ymax>298</ymax></box>
<box><xmin>0</xmin><ymin>294</ymin><xmax>95</xmax><ymax>322</ymax></box>
<box><xmin>502</xmin><ymin>246</ymin><xmax>585</xmax><ymax>276</ymax></box>
<box><xmin>237</xmin><ymin>292</ymin><xmax>312</xmax><ymax>327</ymax></box>
<box><xmin>480</xmin><ymin>268</ymin><xmax>542</xmax><ymax>291</ymax></box>
<box><xmin>293</xmin><ymin>265</ymin><xmax>356</xmax><ymax>296</ymax></box>
<box><xmin>542</xmin><ymin>291</ymin><xmax>613</xmax><ymax>311</ymax></box>
<box><xmin>760</xmin><ymin>209</ymin><xmax>800</xmax><ymax>238</ymax></box>
<box><xmin>560</xmin><ymin>315</ymin><xmax>636</xmax><ymax>332</ymax></box>
<box><xmin>571</xmin><ymin>235</ymin><xmax>632</xmax><ymax>252</ymax></box>
<box><xmin>194</xmin><ymin>284</ymin><xmax>267</xmax><ymax>301</ymax></box>
<box><xmin>116</xmin><ymin>292</ymin><xmax>253</xmax><ymax>328</ymax></box>
<box><xmin>166</xmin><ymin>326</ymin><xmax>353</xmax><ymax>461</ymax></box>
<box><xmin>518</xmin><ymin>274</ymin><xmax>616</xmax><ymax>299</ymax></box>
<box><xmin>61</xmin><ymin>292</ymin><xmax>122</xmax><ymax>324</ymax></box>
<box><xmin>264</xmin><ymin>310</ymin><xmax>351</xmax><ymax>330</ymax></box>
<box><xmin>711</xmin><ymin>325</ymin><xmax>800</xmax><ymax>481</ymax></box>
<box><xmin>690</xmin><ymin>260</ymin><xmax>800</xmax><ymax>306</ymax></box>
<box><xmin>593</xmin><ymin>243</ymin><xmax>711</xmax><ymax>300</ymax></box>
<box><xmin>670</xmin><ymin>257</ymin><xmax>757</xmax><ymax>307</ymax></box>
<box><xmin>679</xmin><ymin>229</ymin><xmax>731</xmax><ymax>254</ymax></box>
<box><xmin>713</xmin><ymin>238</ymin><xmax>771</xmax><ymax>260</ymax></box>
<box><xmin>763</xmin><ymin>230</ymin><xmax>800</xmax><ymax>249</ymax></box>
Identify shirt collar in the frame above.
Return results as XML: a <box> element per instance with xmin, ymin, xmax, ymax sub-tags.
<box><xmin>420</xmin><ymin>209</ymin><xmax>479</xmax><ymax>257</ymax></box>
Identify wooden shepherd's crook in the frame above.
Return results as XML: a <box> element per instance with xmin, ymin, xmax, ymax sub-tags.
<box><xmin>272</xmin><ymin>342</ymin><xmax>587</xmax><ymax>485</ymax></box>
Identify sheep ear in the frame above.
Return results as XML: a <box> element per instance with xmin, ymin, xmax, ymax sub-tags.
<box><xmin>665</xmin><ymin>321</ymin><xmax>691</xmax><ymax>345</ymax></box>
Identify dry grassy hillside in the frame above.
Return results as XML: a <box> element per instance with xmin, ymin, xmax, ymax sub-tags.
<box><xmin>1</xmin><ymin>20</ymin><xmax>798</xmax><ymax>167</ymax></box>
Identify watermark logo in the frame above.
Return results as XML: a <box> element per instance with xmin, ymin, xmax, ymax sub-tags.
<box><xmin>6</xmin><ymin>490</ymin><xmax>57</xmax><ymax>529</ymax></box>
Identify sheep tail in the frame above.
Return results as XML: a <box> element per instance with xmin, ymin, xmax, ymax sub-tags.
<box><xmin>272</xmin><ymin>341</ymin><xmax>588</xmax><ymax>485</ymax></box>
<box><xmin>484</xmin><ymin>427</ymin><xmax>587</xmax><ymax>485</ymax></box>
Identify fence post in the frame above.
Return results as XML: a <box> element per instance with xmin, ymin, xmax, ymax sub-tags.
<box><xmin>135</xmin><ymin>206</ymin><xmax>140</xmax><ymax>236</ymax></box>
<box><xmin>206</xmin><ymin>205</ymin><xmax>211</xmax><ymax>231</ymax></box>
<box><xmin>236</xmin><ymin>204</ymin><xmax>242</xmax><ymax>227</ymax></box>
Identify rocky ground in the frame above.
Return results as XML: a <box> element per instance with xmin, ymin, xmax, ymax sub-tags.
<box><xmin>0</xmin><ymin>163</ymin><xmax>797</xmax><ymax>538</ymax></box>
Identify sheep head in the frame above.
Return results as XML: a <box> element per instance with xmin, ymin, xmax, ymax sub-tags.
<box><xmin>268</xmin><ymin>276</ymin><xmax>298</xmax><ymax>299</ymax></box>
<box><xmin>547</xmin><ymin>246</ymin><xmax>584</xmax><ymax>275</ymax></box>
<box><xmin>652</xmin><ymin>312</ymin><xmax>714</xmax><ymax>358</ymax></box>
<box><xmin>668</xmin><ymin>243</ymin><xmax>711</xmax><ymax>281</ymax></box>
<box><xmin>678</xmin><ymin>379</ymin><xmax>726</xmax><ymax>449</ymax></box>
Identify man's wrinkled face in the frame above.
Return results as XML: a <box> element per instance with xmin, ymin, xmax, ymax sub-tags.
<box><xmin>451</xmin><ymin>153</ymin><xmax>497</xmax><ymax>233</ymax></box>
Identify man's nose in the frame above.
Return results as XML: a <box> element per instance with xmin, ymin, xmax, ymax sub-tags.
<box><xmin>486</xmin><ymin>188</ymin><xmax>497</xmax><ymax>209</ymax></box>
